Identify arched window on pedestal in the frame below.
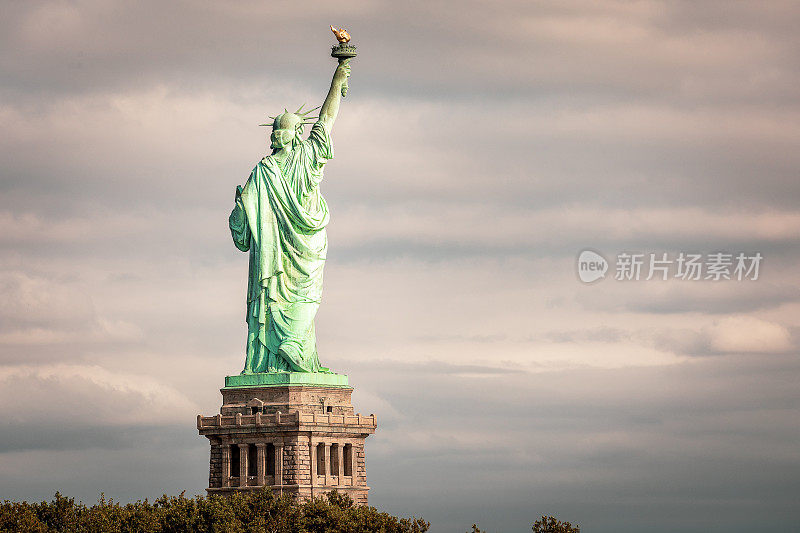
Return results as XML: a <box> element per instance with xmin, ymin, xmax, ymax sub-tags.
<box><xmin>231</xmin><ymin>445</ymin><xmax>240</xmax><ymax>480</ymax></box>
<box><xmin>316</xmin><ymin>442</ymin><xmax>326</xmax><ymax>476</ymax></box>
<box><xmin>330</xmin><ymin>443</ymin><xmax>340</xmax><ymax>476</ymax></box>
<box><xmin>266</xmin><ymin>443</ymin><xmax>276</xmax><ymax>476</ymax></box>
<box><xmin>248</xmin><ymin>444</ymin><xmax>257</xmax><ymax>480</ymax></box>
<box><xmin>343</xmin><ymin>443</ymin><xmax>353</xmax><ymax>477</ymax></box>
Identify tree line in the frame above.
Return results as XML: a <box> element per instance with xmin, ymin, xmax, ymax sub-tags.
<box><xmin>0</xmin><ymin>489</ymin><xmax>578</xmax><ymax>532</ymax></box>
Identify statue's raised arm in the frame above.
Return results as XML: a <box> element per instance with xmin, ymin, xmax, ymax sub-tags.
<box><xmin>321</xmin><ymin>26</ymin><xmax>357</xmax><ymax>131</ymax></box>
<box><xmin>319</xmin><ymin>59</ymin><xmax>351</xmax><ymax>131</ymax></box>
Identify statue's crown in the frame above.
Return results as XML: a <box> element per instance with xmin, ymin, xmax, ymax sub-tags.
<box><xmin>259</xmin><ymin>104</ymin><xmax>319</xmax><ymax>129</ymax></box>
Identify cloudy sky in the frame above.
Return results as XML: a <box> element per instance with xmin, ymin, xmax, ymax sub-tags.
<box><xmin>1</xmin><ymin>1</ymin><xmax>799</xmax><ymax>531</ymax></box>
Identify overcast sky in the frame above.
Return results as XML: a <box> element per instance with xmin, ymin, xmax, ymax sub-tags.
<box><xmin>1</xmin><ymin>1</ymin><xmax>799</xmax><ymax>532</ymax></box>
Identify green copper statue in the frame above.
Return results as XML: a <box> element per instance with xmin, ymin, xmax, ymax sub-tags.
<box><xmin>228</xmin><ymin>31</ymin><xmax>355</xmax><ymax>377</ymax></box>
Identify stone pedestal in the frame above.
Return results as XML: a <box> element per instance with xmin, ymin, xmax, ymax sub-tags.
<box><xmin>197</xmin><ymin>377</ymin><xmax>376</xmax><ymax>505</ymax></box>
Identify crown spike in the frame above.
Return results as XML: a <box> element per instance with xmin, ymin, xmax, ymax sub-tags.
<box><xmin>296</xmin><ymin>105</ymin><xmax>320</xmax><ymax>118</ymax></box>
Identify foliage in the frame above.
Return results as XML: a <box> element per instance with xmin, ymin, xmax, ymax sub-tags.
<box><xmin>468</xmin><ymin>515</ymin><xmax>580</xmax><ymax>533</ymax></box>
<box><xmin>532</xmin><ymin>515</ymin><xmax>580</xmax><ymax>533</ymax></box>
<box><xmin>0</xmin><ymin>490</ymin><xmax>429</xmax><ymax>533</ymax></box>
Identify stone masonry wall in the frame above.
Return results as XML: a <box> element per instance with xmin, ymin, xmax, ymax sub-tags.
<box><xmin>355</xmin><ymin>442</ymin><xmax>367</xmax><ymax>487</ymax></box>
<box><xmin>209</xmin><ymin>439</ymin><xmax>222</xmax><ymax>488</ymax></box>
<box><xmin>282</xmin><ymin>437</ymin><xmax>310</xmax><ymax>485</ymax></box>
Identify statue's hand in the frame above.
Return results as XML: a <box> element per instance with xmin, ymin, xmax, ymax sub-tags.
<box><xmin>334</xmin><ymin>61</ymin><xmax>351</xmax><ymax>84</ymax></box>
<box><xmin>335</xmin><ymin>61</ymin><xmax>351</xmax><ymax>97</ymax></box>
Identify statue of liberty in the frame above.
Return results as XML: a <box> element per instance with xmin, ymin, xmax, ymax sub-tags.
<box><xmin>228</xmin><ymin>39</ymin><xmax>353</xmax><ymax>377</ymax></box>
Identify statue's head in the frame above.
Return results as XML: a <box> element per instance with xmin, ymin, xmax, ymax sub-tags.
<box><xmin>260</xmin><ymin>105</ymin><xmax>319</xmax><ymax>151</ymax></box>
<box><xmin>269</xmin><ymin>112</ymin><xmax>303</xmax><ymax>150</ymax></box>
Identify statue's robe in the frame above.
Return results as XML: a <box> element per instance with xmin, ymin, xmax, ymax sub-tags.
<box><xmin>229</xmin><ymin>121</ymin><xmax>333</xmax><ymax>374</ymax></box>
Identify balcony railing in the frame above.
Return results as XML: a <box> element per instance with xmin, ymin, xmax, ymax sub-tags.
<box><xmin>198</xmin><ymin>412</ymin><xmax>377</xmax><ymax>430</ymax></box>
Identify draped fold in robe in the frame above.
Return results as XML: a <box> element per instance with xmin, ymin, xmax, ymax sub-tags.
<box><xmin>228</xmin><ymin>121</ymin><xmax>333</xmax><ymax>374</ymax></box>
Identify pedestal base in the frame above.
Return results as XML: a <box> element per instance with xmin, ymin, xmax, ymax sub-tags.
<box><xmin>197</xmin><ymin>382</ymin><xmax>376</xmax><ymax>505</ymax></box>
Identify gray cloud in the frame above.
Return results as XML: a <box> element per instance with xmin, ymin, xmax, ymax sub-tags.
<box><xmin>578</xmin><ymin>280</ymin><xmax>800</xmax><ymax>316</ymax></box>
<box><xmin>348</xmin><ymin>357</ymin><xmax>800</xmax><ymax>532</ymax></box>
<box><xmin>1</xmin><ymin>1</ymin><xmax>800</xmax><ymax>532</ymax></box>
